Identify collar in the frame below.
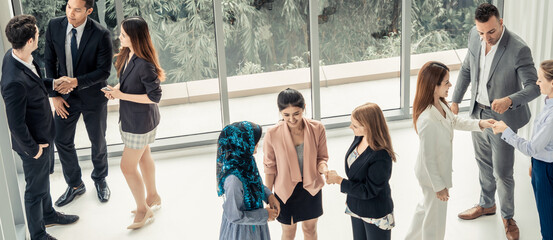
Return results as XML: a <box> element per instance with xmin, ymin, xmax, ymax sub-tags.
<box><xmin>545</xmin><ymin>96</ymin><xmax>553</xmax><ymax>107</ymax></box>
<box><xmin>11</xmin><ymin>51</ymin><xmax>34</xmax><ymax>68</ymax></box>
<box><xmin>66</xmin><ymin>17</ymin><xmax>87</xmax><ymax>35</ymax></box>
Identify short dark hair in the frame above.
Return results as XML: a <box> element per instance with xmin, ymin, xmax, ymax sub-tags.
<box><xmin>475</xmin><ymin>3</ymin><xmax>500</xmax><ymax>23</ymax></box>
<box><xmin>84</xmin><ymin>0</ymin><xmax>94</xmax><ymax>9</ymax></box>
<box><xmin>277</xmin><ymin>88</ymin><xmax>305</xmax><ymax>111</ymax></box>
<box><xmin>5</xmin><ymin>15</ymin><xmax>37</xmax><ymax>50</ymax></box>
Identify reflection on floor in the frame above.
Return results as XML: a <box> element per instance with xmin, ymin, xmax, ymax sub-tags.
<box><xmin>42</xmin><ymin>119</ymin><xmax>541</xmax><ymax>239</ymax></box>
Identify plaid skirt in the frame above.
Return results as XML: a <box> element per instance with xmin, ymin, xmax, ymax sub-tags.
<box><xmin>119</xmin><ymin>124</ymin><xmax>157</xmax><ymax>149</ymax></box>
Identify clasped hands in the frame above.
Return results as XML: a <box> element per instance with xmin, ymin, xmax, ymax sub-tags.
<box><xmin>479</xmin><ymin>118</ymin><xmax>509</xmax><ymax>134</ymax></box>
<box><xmin>53</xmin><ymin>76</ymin><xmax>78</xmax><ymax>95</ymax></box>
<box><xmin>266</xmin><ymin>194</ymin><xmax>280</xmax><ymax>222</ymax></box>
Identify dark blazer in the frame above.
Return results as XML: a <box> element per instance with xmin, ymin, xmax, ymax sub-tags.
<box><xmin>119</xmin><ymin>55</ymin><xmax>162</xmax><ymax>134</ymax></box>
<box><xmin>0</xmin><ymin>50</ymin><xmax>55</xmax><ymax>158</ymax></box>
<box><xmin>452</xmin><ymin>27</ymin><xmax>540</xmax><ymax>130</ymax></box>
<box><xmin>340</xmin><ymin>136</ymin><xmax>393</xmax><ymax>219</ymax></box>
<box><xmin>44</xmin><ymin>16</ymin><xmax>113</xmax><ymax>106</ymax></box>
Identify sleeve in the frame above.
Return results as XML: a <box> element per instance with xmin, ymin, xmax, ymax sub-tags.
<box><xmin>508</xmin><ymin>46</ymin><xmax>540</xmax><ymax>109</ymax></box>
<box><xmin>452</xmin><ymin>29</ymin><xmax>473</xmax><ymax>103</ymax></box>
<box><xmin>222</xmin><ymin>176</ymin><xmax>269</xmax><ymax>225</ymax></box>
<box><xmin>418</xmin><ymin>119</ymin><xmax>447</xmax><ymax>192</ymax></box>
<box><xmin>139</xmin><ymin>62</ymin><xmax>162</xmax><ymax>103</ymax></box>
<box><xmin>263</xmin><ymin>131</ymin><xmax>277</xmax><ymax>175</ymax></box>
<box><xmin>340</xmin><ymin>151</ymin><xmax>392</xmax><ymax>200</ymax></box>
<box><xmin>1</xmin><ymin>82</ymin><xmax>39</xmax><ymax>157</ymax></box>
<box><xmin>44</xmin><ymin>20</ymin><xmax>61</xmax><ymax>97</ymax></box>
<box><xmin>316</xmin><ymin>125</ymin><xmax>329</xmax><ymax>169</ymax></box>
<box><xmin>75</xmin><ymin>29</ymin><xmax>113</xmax><ymax>89</ymax></box>
<box><xmin>262</xmin><ymin>185</ymin><xmax>272</xmax><ymax>203</ymax></box>
<box><xmin>452</xmin><ymin>114</ymin><xmax>482</xmax><ymax>132</ymax></box>
<box><xmin>501</xmin><ymin>121</ymin><xmax>553</xmax><ymax>157</ymax></box>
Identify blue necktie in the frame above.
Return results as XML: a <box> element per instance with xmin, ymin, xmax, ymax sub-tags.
<box><xmin>71</xmin><ymin>28</ymin><xmax>78</xmax><ymax>69</ymax></box>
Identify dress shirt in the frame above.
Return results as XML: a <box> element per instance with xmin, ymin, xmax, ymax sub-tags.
<box><xmin>501</xmin><ymin>97</ymin><xmax>553</xmax><ymax>163</ymax></box>
<box><xmin>65</xmin><ymin>18</ymin><xmax>87</xmax><ymax>77</ymax></box>
<box><xmin>11</xmin><ymin>52</ymin><xmax>38</xmax><ymax>77</ymax></box>
<box><xmin>476</xmin><ymin>25</ymin><xmax>506</xmax><ymax>106</ymax></box>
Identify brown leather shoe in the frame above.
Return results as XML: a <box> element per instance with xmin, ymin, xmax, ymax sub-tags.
<box><xmin>458</xmin><ymin>204</ymin><xmax>496</xmax><ymax>220</ymax></box>
<box><xmin>503</xmin><ymin>218</ymin><xmax>519</xmax><ymax>240</ymax></box>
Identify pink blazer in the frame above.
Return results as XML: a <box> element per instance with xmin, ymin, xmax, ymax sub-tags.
<box><xmin>263</xmin><ymin>118</ymin><xmax>329</xmax><ymax>203</ymax></box>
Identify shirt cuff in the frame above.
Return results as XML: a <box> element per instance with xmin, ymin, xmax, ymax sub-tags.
<box><xmin>501</xmin><ymin>127</ymin><xmax>515</xmax><ymax>141</ymax></box>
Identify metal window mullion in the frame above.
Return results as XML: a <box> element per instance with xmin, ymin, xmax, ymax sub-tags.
<box><xmin>115</xmin><ymin>0</ymin><xmax>124</xmax><ymax>26</ymax></box>
<box><xmin>212</xmin><ymin>0</ymin><xmax>230</xmax><ymax>126</ymax></box>
<box><xmin>11</xmin><ymin>0</ymin><xmax>22</xmax><ymax>14</ymax></box>
<box><xmin>400</xmin><ymin>0</ymin><xmax>412</xmax><ymax>118</ymax></box>
<box><xmin>308</xmin><ymin>0</ymin><xmax>321</xmax><ymax>120</ymax></box>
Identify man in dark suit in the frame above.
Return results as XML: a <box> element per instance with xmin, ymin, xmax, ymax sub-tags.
<box><xmin>1</xmin><ymin>15</ymin><xmax>79</xmax><ymax>240</ymax></box>
<box><xmin>44</xmin><ymin>0</ymin><xmax>113</xmax><ymax>206</ymax></box>
<box><xmin>451</xmin><ymin>4</ymin><xmax>540</xmax><ymax>240</ymax></box>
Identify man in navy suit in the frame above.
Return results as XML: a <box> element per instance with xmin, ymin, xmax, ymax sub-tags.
<box><xmin>44</xmin><ymin>0</ymin><xmax>113</xmax><ymax>206</ymax></box>
<box><xmin>1</xmin><ymin>15</ymin><xmax>79</xmax><ymax>240</ymax></box>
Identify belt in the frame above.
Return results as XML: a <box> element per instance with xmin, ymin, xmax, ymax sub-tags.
<box><xmin>476</xmin><ymin>102</ymin><xmax>491</xmax><ymax>110</ymax></box>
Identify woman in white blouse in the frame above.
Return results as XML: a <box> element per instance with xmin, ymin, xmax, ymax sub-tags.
<box><xmin>405</xmin><ymin>61</ymin><xmax>494</xmax><ymax>240</ymax></box>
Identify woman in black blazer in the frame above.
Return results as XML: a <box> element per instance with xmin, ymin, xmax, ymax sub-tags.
<box><xmin>327</xmin><ymin>103</ymin><xmax>396</xmax><ymax>240</ymax></box>
<box><xmin>102</xmin><ymin>16</ymin><xmax>164</xmax><ymax>230</ymax></box>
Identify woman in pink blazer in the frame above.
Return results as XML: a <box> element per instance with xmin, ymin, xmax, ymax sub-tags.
<box><xmin>264</xmin><ymin>88</ymin><xmax>329</xmax><ymax>240</ymax></box>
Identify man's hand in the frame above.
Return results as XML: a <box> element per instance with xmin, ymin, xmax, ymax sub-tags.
<box><xmin>491</xmin><ymin>97</ymin><xmax>512</xmax><ymax>114</ymax></box>
<box><xmin>55</xmin><ymin>77</ymin><xmax>78</xmax><ymax>94</ymax></box>
<box><xmin>451</xmin><ymin>102</ymin><xmax>459</xmax><ymax>115</ymax></box>
<box><xmin>33</xmin><ymin>143</ymin><xmax>49</xmax><ymax>159</ymax></box>
<box><xmin>52</xmin><ymin>96</ymin><xmax>70</xmax><ymax>119</ymax></box>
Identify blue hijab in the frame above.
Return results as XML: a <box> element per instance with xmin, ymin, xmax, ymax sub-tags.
<box><xmin>216</xmin><ymin>121</ymin><xmax>264</xmax><ymax>210</ymax></box>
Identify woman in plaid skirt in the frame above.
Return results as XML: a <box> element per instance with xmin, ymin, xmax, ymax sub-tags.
<box><xmin>102</xmin><ymin>16</ymin><xmax>164</xmax><ymax>230</ymax></box>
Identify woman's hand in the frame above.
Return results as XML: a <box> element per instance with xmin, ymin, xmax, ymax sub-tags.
<box><xmin>266</xmin><ymin>207</ymin><xmax>278</xmax><ymax>222</ymax></box>
<box><xmin>267</xmin><ymin>194</ymin><xmax>280</xmax><ymax>216</ymax></box>
<box><xmin>492</xmin><ymin>121</ymin><xmax>509</xmax><ymax>134</ymax></box>
<box><xmin>479</xmin><ymin>119</ymin><xmax>496</xmax><ymax>129</ymax></box>
<box><xmin>318</xmin><ymin>163</ymin><xmax>329</xmax><ymax>175</ymax></box>
<box><xmin>101</xmin><ymin>85</ymin><xmax>123</xmax><ymax>100</ymax></box>
<box><xmin>326</xmin><ymin>170</ymin><xmax>343</xmax><ymax>185</ymax></box>
<box><xmin>436</xmin><ymin>188</ymin><xmax>449</xmax><ymax>201</ymax></box>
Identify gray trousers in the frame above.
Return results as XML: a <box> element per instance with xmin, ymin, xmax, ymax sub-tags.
<box><xmin>472</xmin><ymin>108</ymin><xmax>515</xmax><ymax>219</ymax></box>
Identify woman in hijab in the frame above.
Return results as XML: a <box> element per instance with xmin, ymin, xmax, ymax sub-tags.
<box><xmin>217</xmin><ymin>121</ymin><xmax>280</xmax><ymax>240</ymax></box>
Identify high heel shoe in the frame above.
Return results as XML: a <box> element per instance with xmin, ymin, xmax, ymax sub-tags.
<box><xmin>127</xmin><ymin>209</ymin><xmax>154</xmax><ymax>230</ymax></box>
<box><xmin>131</xmin><ymin>195</ymin><xmax>161</xmax><ymax>214</ymax></box>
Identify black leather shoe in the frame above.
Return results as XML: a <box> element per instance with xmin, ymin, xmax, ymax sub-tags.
<box><xmin>44</xmin><ymin>211</ymin><xmax>79</xmax><ymax>227</ymax></box>
<box><xmin>43</xmin><ymin>233</ymin><xmax>57</xmax><ymax>240</ymax></box>
<box><xmin>55</xmin><ymin>183</ymin><xmax>86</xmax><ymax>207</ymax></box>
<box><xmin>95</xmin><ymin>180</ymin><xmax>110</xmax><ymax>202</ymax></box>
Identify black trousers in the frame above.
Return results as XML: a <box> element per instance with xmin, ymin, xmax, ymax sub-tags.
<box><xmin>54</xmin><ymin>97</ymin><xmax>108</xmax><ymax>187</ymax></box>
<box><xmin>351</xmin><ymin>217</ymin><xmax>391</xmax><ymax>240</ymax></box>
<box><xmin>19</xmin><ymin>146</ymin><xmax>56</xmax><ymax>240</ymax></box>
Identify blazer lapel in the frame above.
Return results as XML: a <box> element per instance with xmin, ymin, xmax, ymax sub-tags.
<box><xmin>120</xmin><ymin>55</ymin><xmax>137</xmax><ymax>85</ymax></box>
<box><xmin>470</xmin><ymin>31</ymin><xmax>481</xmax><ymax>84</ymax></box>
<box><xmin>59</xmin><ymin>18</ymin><xmax>69</xmax><ymax>75</ymax></box>
<box><xmin>487</xmin><ymin>29</ymin><xmax>510</xmax><ymax>83</ymax></box>
<box><xmin>74</xmin><ymin>18</ymin><xmax>93</xmax><ymax>68</ymax></box>
<box><xmin>344</xmin><ymin>136</ymin><xmax>361</xmax><ymax>173</ymax></box>
<box><xmin>13</xmin><ymin>57</ymin><xmax>48</xmax><ymax>94</ymax></box>
<box><xmin>280</xmin><ymin>121</ymin><xmax>302</xmax><ymax>183</ymax></box>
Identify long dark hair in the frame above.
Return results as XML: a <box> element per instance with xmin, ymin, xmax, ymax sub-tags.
<box><xmin>412</xmin><ymin>61</ymin><xmax>450</xmax><ymax>133</ymax></box>
<box><xmin>115</xmin><ymin>16</ymin><xmax>165</xmax><ymax>81</ymax></box>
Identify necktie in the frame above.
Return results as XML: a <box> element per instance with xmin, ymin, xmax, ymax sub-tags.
<box><xmin>71</xmin><ymin>28</ymin><xmax>78</xmax><ymax>69</ymax></box>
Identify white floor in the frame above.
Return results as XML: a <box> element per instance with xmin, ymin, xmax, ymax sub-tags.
<box><xmin>41</xmin><ymin>118</ymin><xmax>542</xmax><ymax>240</ymax></box>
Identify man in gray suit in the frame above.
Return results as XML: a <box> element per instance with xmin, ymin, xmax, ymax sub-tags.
<box><xmin>451</xmin><ymin>3</ymin><xmax>540</xmax><ymax>240</ymax></box>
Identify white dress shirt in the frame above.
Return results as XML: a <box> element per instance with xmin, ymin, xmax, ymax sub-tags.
<box><xmin>476</xmin><ymin>26</ymin><xmax>506</xmax><ymax>106</ymax></box>
<box><xmin>12</xmin><ymin>51</ymin><xmax>39</xmax><ymax>77</ymax></box>
<box><xmin>65</xmin><ymin>18</ymin><xmax>87</xmax><ymax>77</ymax></box>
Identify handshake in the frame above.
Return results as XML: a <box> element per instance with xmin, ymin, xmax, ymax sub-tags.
<box><xmin>53</xmin><ymin>76</ymin><xmax>78</xmax><ymax>95</ymax></box>
<box><xmin>479</xmin><ymin>118</ymin><xmax>509</xmax><ymax>134</ymax></box>
<box><xmin>324</xmin><ymin>170</ymin><xmax>343</xmax><ymax>185</ymax></box>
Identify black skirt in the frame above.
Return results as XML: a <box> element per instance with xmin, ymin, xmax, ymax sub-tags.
<box><xmin>275</xmin><ymin>182</ymin><xmax>323</xmax><ymax>225</ymax></box>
